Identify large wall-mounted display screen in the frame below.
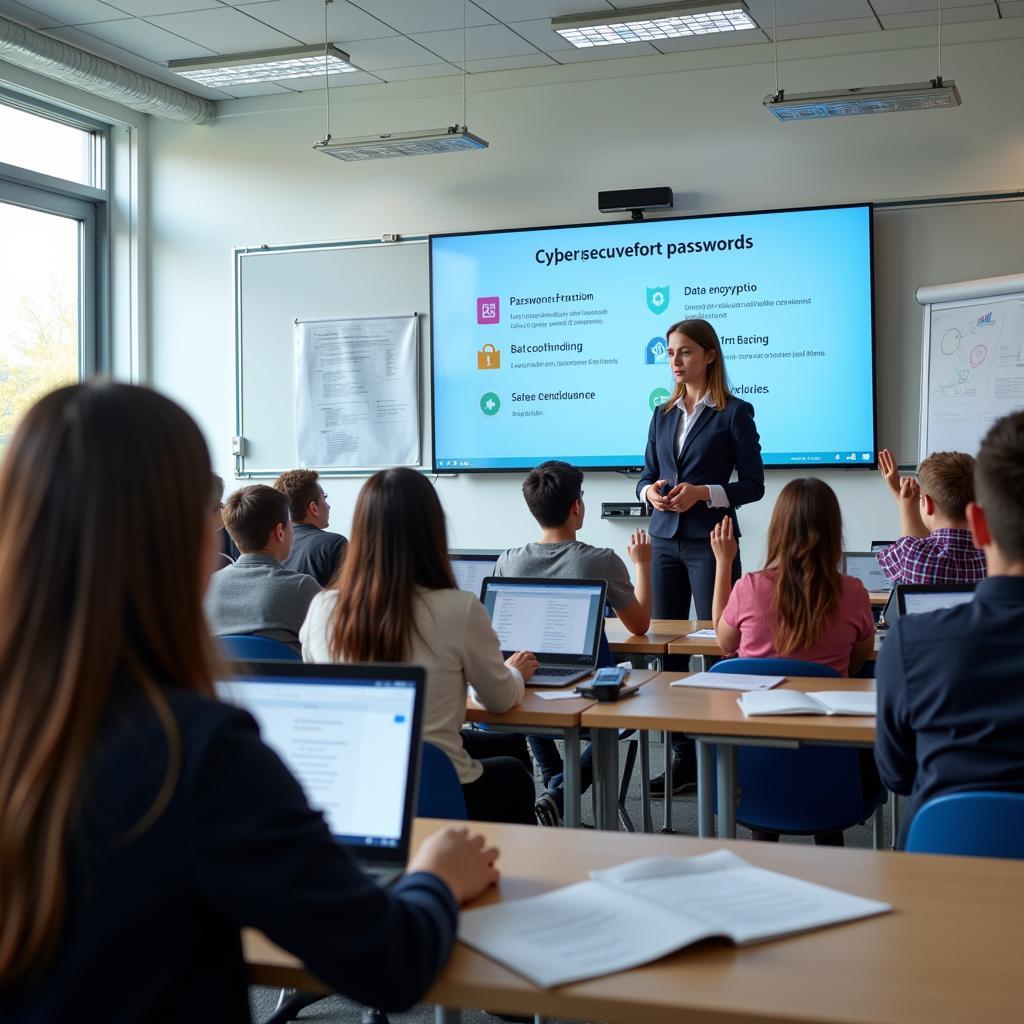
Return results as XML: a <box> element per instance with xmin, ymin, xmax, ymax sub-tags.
<box><xmin>430</xmin><ymin>204</ymin><xmax>875</xmax><ymax>471</ymax></box>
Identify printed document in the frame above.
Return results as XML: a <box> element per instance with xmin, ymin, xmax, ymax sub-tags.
<box><xmin>670</xmin><ymin>672</ymin><xmax>785</xmax><ymax>692</ymax></box>
<box><xmin>738</xmin><ymin>690</ymin><xmax>877</xmax><ymax>717</ymax></box>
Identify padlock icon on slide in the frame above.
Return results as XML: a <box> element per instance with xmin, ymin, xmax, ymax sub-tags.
<box><xmin>477</xmin><ymin>343</ymin><xmax>500</xmax><ymax>370</ymax></box>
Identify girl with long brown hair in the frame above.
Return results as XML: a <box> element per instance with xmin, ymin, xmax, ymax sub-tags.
<box><xmin>710</xmin><ymin>477</ymin><xmax>875</xmax><ymax>676</ymax></box>
<box><xmin>0</xmin><ymin>382</ymin><xmax>498</xmax><ymax>1021</ymax></box>
<box><xmin>300</xmin><ymin>467</ymin><xmax>539</xmax><ymax>824</ymax></box>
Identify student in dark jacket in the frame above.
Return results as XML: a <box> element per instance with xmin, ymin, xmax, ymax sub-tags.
<box><xmin>636</xmin><ymin>318</ymin><xmax>765</xmax><ymax>792</ymax></box>
<box><xmin>274</xmin><ymin>468</ymin><xmax>348</xmax><ymax>585</ymax></box>
<box><xmin>0</xmin><ymin>381</ymin><xmax>498</xmax><ymax>1023</ymax></box>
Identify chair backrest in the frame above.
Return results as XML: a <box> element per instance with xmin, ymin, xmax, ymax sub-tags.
<box><xmin>417</xmin><ymin>741</ymin><xmax>468</xmax><ymax>820</ymax></box>
<box><xmin>710</xmin><ymin>657</ymin><xmax>840</xmax><ymax>679</ymax></box>
<box><xmin>906</xmin><ymin>792</ymin><xmax>1024</xmax><ymax>858</ymax></box>
<box><xmin>221</xmin><ymin>634</ymin><xmax>302</xmax><ymax>662</ymax></box>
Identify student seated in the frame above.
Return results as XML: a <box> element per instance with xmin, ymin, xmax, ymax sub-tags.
<box><xmin>273</xmin><ymin>468</ymin><xmax>348</xmax><ymax>586</ymax></box>
<box><xmin>0</xmin><ymin>382</ymin><xmax>498</xmax><ymax>1021</ymax></box>
<box><xmin>495</xmin><ymin>460</ymin><xmax>652</xmax><ymax>825</ymax></box>
<box><xmin>204</xmin><ymin>484</ymin><xmax>321</xmax><ymax>655</ymax></box>
<box><xmin>875</xmin><ymin>412</ymin><xmax>1024</xmax><ymax>847</ymax></box>
<box><xmin>875</xmin><ymin>448</ymin><xmax>986</xmax><ymax>584</ymax></box>
<box><xmin>711</xmin><ymin>478</ymin><xmax>876</xmax><ymax>844</ymax></box>
<box><xmin>300</xmin><ymin>468</ymin><xmax>540</xmax><ymax>825</ymax></box>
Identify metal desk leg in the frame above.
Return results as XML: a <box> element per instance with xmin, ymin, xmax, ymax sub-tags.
<box><xmin>593</xmin><ymin>729</ymin><xmax>620</xmax><ymax>830</ymax></box>
<box><xmin>872</xmin><ymin>802</ymin><xmax>885</xmax><ymax>850</ymax></box>
<box><xmin>716</xmin><ymin>743</ymin><xmax>738</xmax><ymax>838</ymax></box>
<box><xmin>562</xmin><ymin>728</ymin><xmax>581</xmax><ymax>829</ymax></box>
<box><xmin>435</xmin><ymin>1007</ymin><xmax>461</xmax><ymax>1024</ymax></box>
<box><xmin>660</xmin><ymin>732</ymin><xmax>674</xmax><ymax>834</ymax></box>
<box><xmin>639</xmin><ymin>730</ymin><xmax>653</xmax><ymax>833</ymax></box>
<box><xmin>696</xmin><ymin>739</ymin><xmax>714</xmax><ymax>838</ymax></box>
<box><xmin>890</xmin><ymin>792</ymin><xmax>899</xmax><ymax>849</ymax></box>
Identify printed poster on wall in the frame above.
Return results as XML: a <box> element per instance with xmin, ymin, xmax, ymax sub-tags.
<box><xmin>294</xmin><ymin>314</ymin><xmax>419</xmax><ymax>468</ymax></box>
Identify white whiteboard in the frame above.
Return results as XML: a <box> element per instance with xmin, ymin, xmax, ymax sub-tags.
<box><xmin>917</xmin><ymin>273</ymin><xmax>1024</xmax><ymax>459</ymax></box>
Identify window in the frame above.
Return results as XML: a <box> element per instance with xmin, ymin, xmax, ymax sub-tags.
<box><xmin>0</xmin><ymin>94</ymin><xmax>107</xmax><ymax>449</ymax></box>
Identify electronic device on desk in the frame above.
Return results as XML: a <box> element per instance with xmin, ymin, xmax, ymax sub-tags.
<box><xmin>576</xmin><ymin>666</ymin><xmax>640</xmax><ymax>702</ymax></box>
<box><xmin>870</xmin><ymin>539</ymin><xmax>895</xmax><ymax>552</ymax></box>
<box><xmin>601</xmin><ymin>501</ymin><xmax>650</xmax><ymax>520</ymax></box>
<box><xmin>895</xmin><ymin>582</ymin><xmax>977</xmax><ymax>617</ymax></box>
<box><xmin>449</xmin><ymin>550</ymin><xmax>500</xmax><ymax>598</ymax></box>
<box><xmin>843</xmin><ymin>551</ymin><xmax>893</xmax><ymax>592</ymax></box>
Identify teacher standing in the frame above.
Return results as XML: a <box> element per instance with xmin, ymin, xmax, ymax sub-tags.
<box><xmin>637</xmin><ymin>318</ymin><xmax>765</xmax><ymax>792</ymax></box>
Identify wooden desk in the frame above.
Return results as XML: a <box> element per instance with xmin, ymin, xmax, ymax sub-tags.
<box><xmin>605</xmin><ymin>618</ymin><xmax>698</xmax><ymax>658</ymax></box>
<box><xmin>870</xmin><ymin>590</ymin><xmax>890</xmax><ymax>608</ymax></box>
<box><xmin>466</xmin><ymin>670</ymin><xmax>660</xmax><ymax>828</ymax></box>
<box><xmin>246</xmin><ymin>819</ymin><xmax>1024</xmax><ymax>1024</ymax></box>
<box><xmin>583</xmin><ymin>674</ymin><xmax>877</xmax><ymax>838</ymax></box>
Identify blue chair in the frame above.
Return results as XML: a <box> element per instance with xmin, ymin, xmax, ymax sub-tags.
<box><xmin>710</xmin><ymin>657</ymin><xmax>885</xmax><ymax>840</ymax></box>
<box><xmin>220</xmin><ymin>634</ymin><xmax>302</xmax><ymax>662</ymax></box>
<box><xmin>417</xmin><ymin>741</ymin><xmax>468</xmax><ymax>820</ymax></box>
<box><xmin>905</xmin><ymin>792</ymin><xmax>1024</xmax><ymax>858</ymax></box>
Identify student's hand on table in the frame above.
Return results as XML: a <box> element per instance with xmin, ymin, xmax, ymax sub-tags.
<box><xmin>878</xmin><ymin>448</ymin><xmax>901</xmax><ymax>498</ymax></box>
<box><xmin>898</xmin><ymin>476</ymin><xmax>921</xmax><ymax>505</ymax></box>
<box><xmin>664</xmin><ymin>482</ymin><xmax>705</xmax><ymax>514</ymax></box>
<box><xmin>646</xmin><ymin>480</ymin><xmax>670</xmax><ymax>512</ymax></box>
<box><xmin>710</xmin><ymin>516</ymin><xmax>738</xmax><ymax>566</ymax></box>
<box><xmin>505</xmin><ymin>650</ymin><xmax>538</xmax><ymax>682</ymax></box>
<box><xmin>409</xmin><ymin>827</ymin><xmax>500</xmax><ymax>904</ymax></box>
<box><xmin>627</xmin><ymin>528</ymin><xmax>652</xmax><ymax>564</ymax></box>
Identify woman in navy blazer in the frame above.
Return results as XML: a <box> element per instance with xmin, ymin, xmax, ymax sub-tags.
<box><xmin>637</xmin><ymin>319</ymin><xmax>765</xmax><ymax>788</ymax></box>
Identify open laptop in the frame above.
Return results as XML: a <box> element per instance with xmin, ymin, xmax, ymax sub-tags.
<box><xmin>843</xmin><ymin>551</ymin><xmax>893</xmax><ymax>593</ymax></box>
<box><xmin>480</xmin><ymin>577</ymin><xmax>608</xmax><ymax>687</ymax></box>
<box><xmin>216</xmin><ymin>661</ymin><xmax>424</xmax><ymax>884</ymax></box>
<box><xmin>870</xmin><ymin>540</ymin><xmax>895</xmax><ymax>552</ymax></box>
<box><xmin>450</xmin><ymin>551</ymin><xmax>499</xmax><ymax>598</ymax></box>
<box><xmin>895</xmin><ymin>583</ymin><xmax>977</xmax><ymax>618</ymax></box>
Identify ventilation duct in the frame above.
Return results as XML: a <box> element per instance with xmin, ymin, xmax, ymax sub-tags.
<box><xmin>0</xmin><ymin>14</ymin><xmax>215</xmax><ymax>125</ymax></box>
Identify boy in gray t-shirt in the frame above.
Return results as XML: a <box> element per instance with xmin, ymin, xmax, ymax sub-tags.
<box><xmin>495</xmin><ymin>461</ymin><xmax>652</xmax><ymax>825</ymax></box>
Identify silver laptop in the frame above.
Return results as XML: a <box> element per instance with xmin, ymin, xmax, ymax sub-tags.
<box><xmin>480</xmin><ymin>577</ymin><xmax>608</xmax><ymax>687</ymax></box>
<box><xmin>216</xmin><ymin>661</ymin><xmax>424</xmax><ymax>884</ymax></box>
<box><xmin>843</xmin><ymin>551</ymin><xmax>893</xmax><ymax>592</ymax></box>
<box><xmin>450</xmin><ymin>551</ymin><xmax>499</xmax><ymax>598</ymax></box>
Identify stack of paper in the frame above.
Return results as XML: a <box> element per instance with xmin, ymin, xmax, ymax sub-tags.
<box><xmin>670</xmin><ymin>672</ymin><xmax>785</xmax><ymax>692</ymax></box>
<box><xmin>458</xmin><ymin>849</ymin><xmax>890</xmax><ymax>988</ymax></box>
<box><xmin>738</xmin><ymin>690</ymin><xmax>877</xmax><ymax>717</ymax></box>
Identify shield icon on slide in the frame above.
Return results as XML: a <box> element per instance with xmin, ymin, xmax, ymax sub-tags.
<box><xmin>646</xmin><ymin>286</ymin><xmax>670</xmax><ymax>315</ymax></box>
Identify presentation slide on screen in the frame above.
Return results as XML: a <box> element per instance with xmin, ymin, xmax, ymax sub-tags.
<box><xmin>430</xmin><ymin>205</ymin><xmax>875</xmax><ymax>469</ymax></box>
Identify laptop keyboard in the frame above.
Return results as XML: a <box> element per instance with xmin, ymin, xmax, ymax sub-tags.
<box><xmin>536</xmin><ymin>667</ymin><xmax>581</xmax><ymax>678</ymax></box>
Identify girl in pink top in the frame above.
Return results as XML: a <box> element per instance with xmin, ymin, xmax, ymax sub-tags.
<box><xmin>711</xmin><ymin>478</ymin><xmax>875</xmax><ymax>677</ymax></box>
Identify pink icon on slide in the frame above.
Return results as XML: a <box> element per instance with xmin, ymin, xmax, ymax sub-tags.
<box><xmin>477</xmin><ymin>297</ymin><xmax>500</xmax><ymax>324</ymax></box>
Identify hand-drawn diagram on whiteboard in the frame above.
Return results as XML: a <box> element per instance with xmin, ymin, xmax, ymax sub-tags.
<box><xmin>293</xmin><ymin>315</ymin><xmax>419</xmax><ymax>468</ymax></box>
<box><xmin>927</xmin><ymin>298</ymin><xmax>1024</xmax><ymax>453</ymax></box>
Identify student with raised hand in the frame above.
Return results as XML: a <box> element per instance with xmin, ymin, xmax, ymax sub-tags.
<box><xmin>495</xmin><ymin>459</ymin><xmax>652</xmax><ymax>825</ymax></box>
<box><xmin>875</xmin><ymin>448</ymin><xmax>987</xmax><ymax>584</ymax></box>
<box><xmin>875</xmin><ymin>413</ymin><xmax>1024</xmax><ymax>847</ymax></box>
<box><xmin>0</xmin><ymin>382</ymin><xmax>498</xmax><ymax>1022</ymax></box>
<box><xmin>300</xmin><ymin>467</ymin><xmax>539</xmax><ymax>825</ymax></box>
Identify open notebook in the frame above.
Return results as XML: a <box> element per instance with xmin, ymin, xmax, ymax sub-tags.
<box><xmin>738</xmin><ymin>690</ymin><xmax>877</xmax><ymax>717</ymax></box>
<box><xmin>458</xmin><ymin>849</ymin><xmax>889</xmax><ymax>988</ymax></box>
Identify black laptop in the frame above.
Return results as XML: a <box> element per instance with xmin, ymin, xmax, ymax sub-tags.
<box><xmin>216</xmin><ymin>661</ymin><xmax>424</xmax><ymax>883</ymax></box>
<box><xmin>895</xmin><ymin>583</ymin><xmax>977</xmax><ymax>618</ymax></box>
<box><xmin>449</xmin><ymin>551</ymin><xmax>500</xmax><ymax>598</ymax></box>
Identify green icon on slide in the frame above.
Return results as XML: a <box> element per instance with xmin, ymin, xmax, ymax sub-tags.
<box><xmin>649</xmin><ymin>388</ymin><xmax>671</xmax><ymax>411</ymax></box>
<box><xmin>480</xmin><ymin>392</ymin><xmax>501</xmax><ymax>416</ymax></box>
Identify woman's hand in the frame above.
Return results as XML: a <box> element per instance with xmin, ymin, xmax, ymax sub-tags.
<box><xmin>664</xmin><ymin>482</ymin><xmax>708</xmax><ymax>514</ymax></box>
<box><xmin>408</xmin><ymin>827</ymin><xmax>499</xmax><ymax>904</ymax></box>
<box><xmin>710</xmin><ymin>515</ymin><xmax>738</xmax><ymax>566</ymax></box>
<box><xmin>505</xmin><ymin>650</ymin><xmax>538</xmax><ymax>682</ymax></box>
<box><xmin>646</xmin><ymin>480</ymin><xmax>671</xmax><ymax>512</ymax></box>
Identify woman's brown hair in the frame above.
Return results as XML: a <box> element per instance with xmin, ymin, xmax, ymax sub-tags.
<box><xmin>661</xmin><ymin>318</ymin><xmax>731</xmax><ymax>413</ymax></box>
<box><xmin>327</xmin><ymin>468</ymin><xmax>455</xmax><ymax>662</ymax></box>
<box><xmin>764</xmin><ymin>478</ymin><xmax>844</xmax><ymax>654</ymax></box>
<box><xmin>0</xmin><ymin>382</ymin><xmax>217</xmax><ymax>985</ymax></box>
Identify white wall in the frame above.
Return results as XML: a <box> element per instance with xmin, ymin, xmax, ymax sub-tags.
<box><xmin>146</xmin><ymin>20</ymin><xmax>1024</xmax><ymax>572</ymax></box>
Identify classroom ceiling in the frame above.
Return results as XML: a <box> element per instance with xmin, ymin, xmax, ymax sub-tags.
<box><xmin>0</xmin><ymin>0</ymin><xmax>1018</xmax><ymax>101</ymax></box>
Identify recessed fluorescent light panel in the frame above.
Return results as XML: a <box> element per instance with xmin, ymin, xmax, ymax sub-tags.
<box><xmin>168</xmin><ymin>45</ymin><xmax>356</xmax><ymax>88</ymax></box>
<box><xmin>764</xmin><ymin>79</ymin><xmax>961</xmax><ymax>121</ymax></box>
<box><xmin>314</xmin><ymin>126</ymin><xmax>489</xmax><ymax>162</ymax></box>
<box><xmin>552</xmin><ymin>2</ymin><xmax>755</xmax><ymax>48</ymax></box>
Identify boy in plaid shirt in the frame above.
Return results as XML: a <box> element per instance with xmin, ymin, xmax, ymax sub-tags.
<box><xmin>875</xmin><ymin>449</ymin><xmax>987</xmax><ymax>585</ymax></box>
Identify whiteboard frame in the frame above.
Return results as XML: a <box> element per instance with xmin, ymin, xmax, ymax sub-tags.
<box><xmin>233</xmin><ymin>235</ymin><xmax>430</xmax><ymax>479</ymax></box>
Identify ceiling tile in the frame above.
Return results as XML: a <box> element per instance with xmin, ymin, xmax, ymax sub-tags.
<box><xmin>275</xmin><ymin>69</ymin><xmax>382</xmax><ymax>89</ymax></box>
<box><xmin>871</xmin><ymin>0</ymin><xmax>992</xmax><ymax>11</ymax></box>
<box><xmin>651</xmin><ymin>27</ymin><xmax>763</xmax><ymax>52</ymax></box>
<box><xmin>233</xmin><ymin>0</ymin><xmax>398</xmax><ymax>46</ymax></box>
<box><xmin>508</xmin><ymin>16</ymin><xmax>585</xmax><ymax>51</ymax></box>
<box><xmin>107</xmin><ymin>0</ymin><xmax>221</xmax><ymax>15</ymax></box>
<box><xmin>474</xmin><ymin>0</ymin><xmax>611</xmax><ymax>19</ymax></box>
<box><xmin>13</xmin><ymin>0</ymin><xmax>124</xmax><ymax>24</ymax></box>
<box><xmin>879</xmin><ymin>5</ymin><xmax>999</xmax><ymax>27</ymax></box>
<box><xmin>217</xmin><ymin>80</ymin><xmax>294</xmax><ymax>96</ymax></box>
<box><xmin>748</xmin><ymin>0</ymin><xmax>875</xmax><ymax>24</ymax></box>
<box><xmin>551</xmin><ymin>39</ymin><xmax>661</xmax><ymax>60</ymax></box>
<box><xmin>72</xmin><ymin>16</ymin><xmax>217</xmax><ymax>61</ymax></box>
<box><xmin>145</xmin><ymin>6</ymin><xmax>302</xmax><ymax>52</ymax></box>
<box><xmin>345</xmin><ymin>35</ymin><xmax>448</xmax><ymax>70</ymax></box>
<box><xmin>0</xmin><ymin>0</ymin><xmax>62</xmax><ymax>29</ymax></box>
<box><xmin>457</xmin><ymin>52</ymin><xmax>558</xmax><ymax>72</ymax></box>
<box><xmin>775</xmin><ymin>16</ymin><xmax>881</xmax><ymax>39</ymax></box>
<box><xmin>374</xmin><ymin>63</ymin><xmax>459</xmax><ymax>81</ymax></box>
<box><xmin>999</xmin><ymin>0</ymin><xmax>1024</xmax><ymax>15</ymax></box>
<box><xmin>342</xmin><ymin>0</ymin><xmax>496</xmax><ymax>34</ymax></box>
<box><xmin>409</xmin><ymin>24</ymin><xmax>540</xmax><ymax>61</ymax></box>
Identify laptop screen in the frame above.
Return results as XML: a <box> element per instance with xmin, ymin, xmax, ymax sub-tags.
<box><xmin>843</xmin><ymin>552</ymin><xmax>893</xmax><ymax>592</ymax></box>
<box><xmin>216</xmin><ymin>663</ymin><xmax>422</xmax><ymax>862</ymax></box>
<box><xmin>450</xmin><ymin>554</ymin><xmax>497</xmax><ymax>597</ymax></box>
<box><xmin>870</xmin><ymin>540</ymin><xmax>894</xmax><ymax>553</ymax></box>
<box><xmin>899</xmin><ymin>586</ymin><xmax>975</xmax><ymax>616</ymax></box>
<box><xmin>480</xmin><ymin>578</ymin><xmax>606</xmax><ymax>666</ymax></box>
